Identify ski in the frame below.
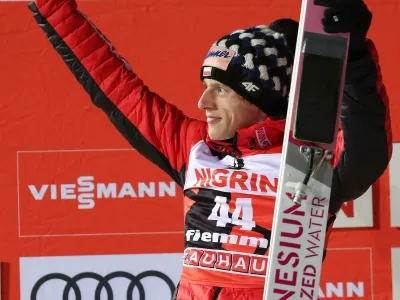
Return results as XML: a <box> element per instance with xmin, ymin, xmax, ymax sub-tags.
<box><xmin>263</xmin><ymin>0</ymin><xmax>350</xmax><ymax>299</ymax></box>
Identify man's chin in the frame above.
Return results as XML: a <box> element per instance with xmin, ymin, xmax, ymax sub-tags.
<box><xmin>208</xmin><ymin>127</ymin><xmax>234</xmax><ymax>141</ymax></box>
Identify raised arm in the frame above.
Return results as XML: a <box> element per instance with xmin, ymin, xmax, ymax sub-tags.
<box><xmin>28</xmin><ymin>0</ymin><xmax>206</xmax><ymax>186</ymax></box>
<box><xmin>330</xmin><ymin>39</ymin><xmax>392</xmax><ymax>213</ymax></box>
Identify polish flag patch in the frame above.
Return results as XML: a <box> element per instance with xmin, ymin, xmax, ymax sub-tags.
<box><xmin>203</xmin><ymin>66</ymin><xmax>212</xmax><ymax>77</ymax></box>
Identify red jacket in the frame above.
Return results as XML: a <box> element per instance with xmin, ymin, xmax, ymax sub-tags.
<box><xmin>29</xmin><ymin>0</ymin><xmax>392</xmax><ymax>298</ymax></box>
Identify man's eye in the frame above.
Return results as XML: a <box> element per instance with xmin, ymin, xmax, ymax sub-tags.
<box><xmin>217</xmin><ymin>87</ymin><xmax>226</xmax><ymax>94</ymax></box>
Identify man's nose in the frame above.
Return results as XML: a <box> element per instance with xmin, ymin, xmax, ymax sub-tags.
<box><xmin>198</xmin><ymin>90</ymin><xmax>216</xmax><ymax>110</ymax></box>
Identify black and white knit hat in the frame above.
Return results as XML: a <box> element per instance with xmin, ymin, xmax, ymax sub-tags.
<box><xmin>200</xmin><ymin>25</ymin><xmax>294</xmax><ymax>118</ymax></box>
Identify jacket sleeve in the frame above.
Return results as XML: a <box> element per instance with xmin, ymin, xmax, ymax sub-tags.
<box><xmin>28</xmin><ymin>0</ymin><xmax>206</xmax><ymax>187</ymax></box>
<box><xmin>329</xmin><ymin>39</ymin><xmax>392</xmax><ymax>213</ymax></box>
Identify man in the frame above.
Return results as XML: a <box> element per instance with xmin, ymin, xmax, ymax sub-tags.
<box><xmin>28</xmin><ymin>0</ymin><xmax>391</xmax><ymax>299</ymax></box>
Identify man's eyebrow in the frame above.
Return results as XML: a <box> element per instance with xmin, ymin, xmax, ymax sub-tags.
<box><xmin>204</xmin><ymin>81</ymin><xmax>223</xmax><ymax>88</ymax></box>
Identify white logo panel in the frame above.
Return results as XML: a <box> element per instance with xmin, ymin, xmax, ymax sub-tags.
<box><xmin>184</xmin><ymin>141</ymin><xmax>281</xmax><ymax>196</ymax></box>
<box><xmin>20</xmin><ymin>253</ymin><xmax>183</xmax><ymax>300</ymax></box>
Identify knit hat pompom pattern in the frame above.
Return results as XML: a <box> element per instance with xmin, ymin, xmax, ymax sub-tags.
<box><xmin>202</xmin><ymin>25</ymin><xmax>294</xmax><ymax>117</ymax></box>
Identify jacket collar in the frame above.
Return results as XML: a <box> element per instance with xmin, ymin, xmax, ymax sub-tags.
<box><xmin>205</xmin><ymin>117</ymin><xmax>286</xmax><ymax>157</ymax></box>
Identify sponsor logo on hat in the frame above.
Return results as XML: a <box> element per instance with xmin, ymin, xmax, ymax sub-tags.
<box><xmin>206</xmin><ymin>50</ymin><xmax>232</xmax><ymax>59</ymax></box>
<box><xmin>242</xmin><ymin>82</ymin><xmax>260</xmax><ymax>93</ymax></box>
<box><xmin>203</xmin><ymin>66</ymin><xmax>212</xmax><ymax>77</ymax></box>
<box><xmin>203</xmin><ymin>46</ymin><xmax>236</xmax><ymax>71</ymax></box>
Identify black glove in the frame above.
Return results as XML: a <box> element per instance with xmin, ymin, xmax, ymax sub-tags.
<box><xmin>317</xmin><ymin>0</ymin><xmax>372</xmax><ymax>58</ymax></box>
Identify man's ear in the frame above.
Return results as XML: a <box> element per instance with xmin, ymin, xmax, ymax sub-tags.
<box><xmin>258</xmin><ymin>111</ymin><xmax>268</xmax><ymax>122</ymax></box>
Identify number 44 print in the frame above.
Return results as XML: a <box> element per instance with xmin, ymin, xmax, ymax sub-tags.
<box><xmin>208</xmin><ymin>196</ymin><xmax>256</xmax><ymax>231</ymax></box>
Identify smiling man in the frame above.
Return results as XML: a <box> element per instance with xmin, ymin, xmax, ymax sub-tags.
<box><xmin>200</xmin><ymin>78</ymin><xmax>268</xmax><ymax>140</ymax></box>
<box><xmin>29</xmin><ymin>0</ymin><xmax>391</xmax><ymax>298</ymax></box>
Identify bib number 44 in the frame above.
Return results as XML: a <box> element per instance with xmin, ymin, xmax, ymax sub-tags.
<box><xmin>208</xmin><ymin>196</ymin><xmax>256</xmax><ymax>231</ymax></box>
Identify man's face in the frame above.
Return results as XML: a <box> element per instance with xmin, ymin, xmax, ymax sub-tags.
<box><xmin>198</xmin><ymin>78</ymin><xmax>266</xmax><ymax>140</ymax></box>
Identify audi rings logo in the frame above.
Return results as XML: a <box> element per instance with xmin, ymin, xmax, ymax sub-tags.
<box><xmin>30</xmin><ymin>270</ymin><xmax>176</xmax><ymax>300</ymax></box>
